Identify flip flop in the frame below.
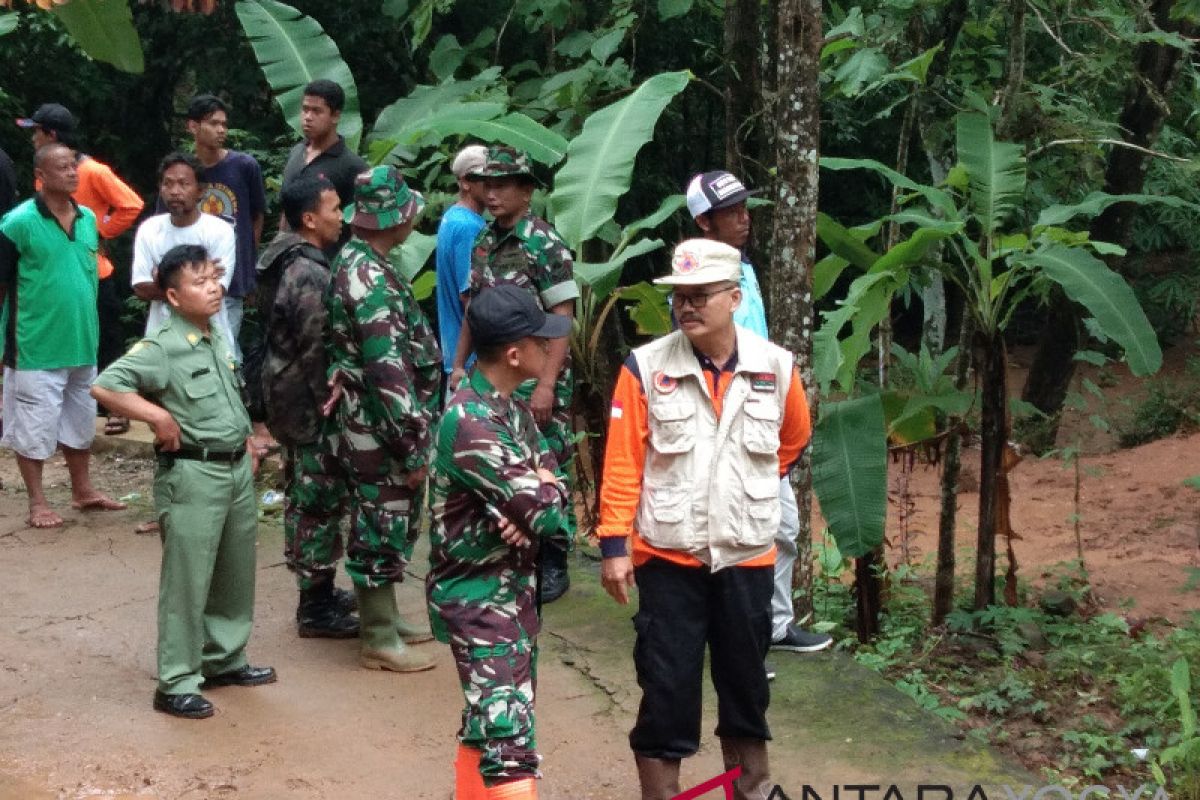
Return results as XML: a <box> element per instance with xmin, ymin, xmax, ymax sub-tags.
<box><xmin>28</xmin><ymin>507</ymin><xmax>64</xmax><ymax>529</ymax></box>
<box><xmin>104</xmin><ymin>416</ymin><xmax>131</xmax><ymax>435</ymax></box>
<box><xmin>71</xmin><ymin>496</ymin><xmax>128</xmax><ymax>512</ymax></box>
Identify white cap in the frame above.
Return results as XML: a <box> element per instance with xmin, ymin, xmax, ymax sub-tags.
<box><xmin>451</xmin><ymin>145</ymin><xmax>488</xmax><ymax>178</ymax></box>
<box><xmin>654</xmin><ymin>238</ymin><xmax>743</xmax><ymax>286</ymax></box>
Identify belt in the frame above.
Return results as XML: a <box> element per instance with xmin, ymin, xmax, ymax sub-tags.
<box><xmin>156</xmin><ymin>445</ymin><xmax>246</xmax><ymax>464</ymax></box>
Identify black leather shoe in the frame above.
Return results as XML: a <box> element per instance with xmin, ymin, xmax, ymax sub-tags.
<box><xmin>153</xmin><ymin>691</ymin><xmax>214</xmax><ymax>719</ymax></box>
<box><xmin>203</xmin><ymin>665</ymin><xmax>277</xmax><ymax>687</ymax></box>
<box><xmin>298</xmin><ymin>604</ymin><xmax>360</xmax><ymax>639</ymax></box>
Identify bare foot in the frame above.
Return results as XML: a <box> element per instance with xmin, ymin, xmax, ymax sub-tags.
<box><xmin>134</xmin><ymin>520</ymin><xmax>159</xmax><ymax>535</ymax></box>
<box><xmin>28</xmin><ymin>505</ymin><xmax>64</xmax><ymax>529</ymax></box>
<box><xmin>70</xmin><ymin>493</ymin><xmax>128</xmax><ymax>512</ymax></box>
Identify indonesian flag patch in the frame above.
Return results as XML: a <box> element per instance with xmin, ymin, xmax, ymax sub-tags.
<box><xmin>611</xmin><ymin>400</ymin><xmax>624</xmax><ymax>419</ymax></box>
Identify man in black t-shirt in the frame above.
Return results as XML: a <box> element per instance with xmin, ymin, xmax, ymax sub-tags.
<box><xmin>0</xmin><ymin>145</ymin><xmax>17</xmax><ymax>218</ymax></box>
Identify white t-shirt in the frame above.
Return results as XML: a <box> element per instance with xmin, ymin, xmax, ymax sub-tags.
<box><xmin>131</xmin><ymin>212</ymin><xmax>237</xmax><ymax>348</ymax></box>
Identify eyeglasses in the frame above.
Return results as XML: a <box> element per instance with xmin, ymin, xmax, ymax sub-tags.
<box><xmin>673</xmin><ymin>286</ymin><xmax>736</xmax><ymax>310</ymax></box>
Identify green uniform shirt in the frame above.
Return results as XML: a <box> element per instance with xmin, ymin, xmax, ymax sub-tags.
<box><xmin>94</xmin><ymin>316</ymin><xmax>250</xmax><ymax>449</ymax></box>
<box><xmin>0</xmin><ymin>196</ymin><xmax>99</xmax><ymax>370</ymax></box>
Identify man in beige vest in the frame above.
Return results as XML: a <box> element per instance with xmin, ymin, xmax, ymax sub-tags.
<box><xmin>597</xmin><ymin>239</ymin><xmax>812</xmax><ymax>800</ymax></box>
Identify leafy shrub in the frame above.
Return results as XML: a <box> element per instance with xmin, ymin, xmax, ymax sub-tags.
<box><xmin>1116</xmin><ymin>383</ymin><xmax>1200</xmax><ymax>448</ymax></box>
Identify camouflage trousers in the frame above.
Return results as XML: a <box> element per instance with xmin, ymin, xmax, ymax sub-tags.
<box><xmin>283</xmin><ymin>440</ymin><xmax>347</xmax><ymax>590</ymax></box>
<box><xmin>452</xmin><ymin>638</ymin><xmax>540</xmax><ymax>782</ymax></box>
<box><xmin>335</xmin><ymin>442</ymin><xmax>422</xmax><ymax>588</ymax></box>
<box><xmin>513</xmin><ymin>377</ymin><xmax>576</xmax><ymax>549</ymax></box>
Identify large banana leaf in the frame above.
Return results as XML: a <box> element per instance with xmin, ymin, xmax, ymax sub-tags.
<box><xmin>548</xmin><ymin>70</ymin><xmax>690</xmax><ymax>251</ymax></box>
<box><xmin>236</xmin><ymin>0</ymin><xmax>361</xmax><ymax>150</ymax></box>
<box><xmin>52</xmin><ymin>0</ymin><xmax>143</xmax><ymax>73</ymax></box>
<box><xmin>369</xmin><ymin>102</ymin><xmax>506</xmax><ymax>163</ymax></box>
<box><xmin>820</xmin><ymin>156</ymin><xmax>958</xmax><ymax>218</ymax></box>
<box><xmin>1018</xmin><ymin>243</ymin><xmax>1162</xmax><ymax>376</ymax></box>
<box><xmin>395</xmin><ymin>231</ymin><xmax>437</xmax><ymax>280</ymax></box>
<box><xmin>955</xmin><ymin>112</ymin><xmax>1025</xmax><ymax>239</ymax></box>
<box><xmin>0</xmin><ymin>13</ymin><xmax>18</xmax><ymax>36</ymax></box>
<box><xmin>420</xmin><ymin>112</ymin><xmax>569</xmax><ymax>166</ymax></box>
<box><xmin>373</xmin><ymin>70</ymin><xmax>503</xmax><ymax>139</ymax></box>
<box><xmin>1035</xmin><ymin>190</ymin><xmax>1200</xmax><ymax>229</ymax></box>
<box><xmin>811</xmin><ymin>395</ymin><xmax>888</xmax><ymax>559</ymax></box>
<box><xmin>575</xmin><ymin>237</ymin><xmax>664</xmax><ymax>298</ymax></box>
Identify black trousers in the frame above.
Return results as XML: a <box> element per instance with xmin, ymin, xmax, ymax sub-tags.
<box><xmin>96</xmin><ymin>275</ymin><xmax>124</xmax><ymax>373</ymax></box>
<box><xmin>629</xmin><ymin>557</ymin><xmax>773</xmax><ymax>759</ymax></box>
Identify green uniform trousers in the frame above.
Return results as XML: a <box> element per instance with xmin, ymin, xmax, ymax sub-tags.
<box><xmin>154</xmin><ymin>456</ymin><xmax>258</xmax><ymax>695</ymax></box>
<box><xmin>283</xmin><ymin>439</ymin><xmax>346</xmax><ymax>590</ymax></box>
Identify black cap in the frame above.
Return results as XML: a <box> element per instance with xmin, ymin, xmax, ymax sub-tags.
<box><xmin>468</xmin><ymin>285</ymin><xmax>572</xmax><ymax>346</ymax></box>
<box><xmin>15</xmin><ymin>103</ymin><xmax>76</xmax><ymax>134</ymax></box>
<box><xmin>685</xmin><ymin>170</ymin><xmax>759</xmax><ymax>218</ymax></box>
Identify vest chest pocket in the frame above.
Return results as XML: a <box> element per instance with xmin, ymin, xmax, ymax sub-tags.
<box><xmin>742</xmin><ymin>398</ymin><xmax>781</xmax><ymax>455</ymax></box>
<box><xmin>649</xmin><ymin>402</ymin><xmax>696</xmax><ymax>454</ymax></box>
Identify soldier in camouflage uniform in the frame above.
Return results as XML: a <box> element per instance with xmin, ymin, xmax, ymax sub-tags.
<box><xmin>325</xmin><ymin>165</ymin><xmax>438</xmax><ymax>673</ymax></box>
<box><xmin>448</xmin><ymin>145</ymin><xmax>579</xmax><ymax>603</ymax></box>
<box><xmin>428</xmin><ymin>284</ymin><xmax>572</xmax><ymax>800</ymax></box>
<box><xmin>257</xmin><ymin>175</ymin><xmax>358</xmax><ymax>639</ymax></box>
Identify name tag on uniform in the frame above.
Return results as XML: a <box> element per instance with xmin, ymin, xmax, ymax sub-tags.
<box><xmin>750</xmin><ymin>373</ymin><xmax>776</xmax><ymax>392</ymax></box>
<box><xmin>191</xmin><ymin>368</ymin><xmax>211</xmax><ymax>378</ymax></box>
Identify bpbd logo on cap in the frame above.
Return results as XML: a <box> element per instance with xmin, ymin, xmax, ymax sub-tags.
<box><xmin>675</xmin><ymin>250</ymin><xmax>701</xmax><ymax>274</ymax></box>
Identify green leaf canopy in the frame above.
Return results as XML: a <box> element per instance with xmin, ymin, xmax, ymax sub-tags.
<box><xmin>811</xmin><ymin>395</ymin><xmax>888</xmax><ymax>559</ymax></box>
<box><xmin>236</xmin><ymin>0</ymin><xmax>362</xmax><ymax>150</ymax></box>
<box><xmin>52</xmin><ymin>0</ymin><xmax>144</xmax><ymax>74</ymax></box>
<box><xmin>548</xmin><ymin>70</ymin><xmax>690</xmax><ymax>251</ymax></box>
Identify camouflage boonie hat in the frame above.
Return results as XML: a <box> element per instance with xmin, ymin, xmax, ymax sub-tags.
<box><xmin>344</xmin><ymin>165</ymin><xmax>425</xmax><ymax>230</ymax></box>
<box><xmin>475</xmin><ymin>145</ymin><xmax>535</xmax><ymax>179</ymax></box>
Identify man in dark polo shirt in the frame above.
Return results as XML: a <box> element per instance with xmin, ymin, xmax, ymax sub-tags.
<box><xmin>280</xmin><ymin>79</ymin><xmax>365</xmax><ymax>250</ymax></box>
<box><xmin>0</xmin><ymin>143</ymin><xmax>126</xmax><ymax>528</ymax></box>
<box><xmin>0</xmin><ymin>144</ymin><xmax>16</xmax><ymax>217</ymax></box>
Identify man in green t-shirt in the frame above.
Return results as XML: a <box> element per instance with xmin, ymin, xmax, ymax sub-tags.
<box><xmin>0</xmin><ymin>143</ymin><xmax>126</xmax><ymax>528</ymax></box>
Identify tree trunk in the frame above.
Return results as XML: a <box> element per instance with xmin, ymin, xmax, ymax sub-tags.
<box><xmin>974</xmin><ymin>332</ymin><xmax>1009</xmax><ymax>610</ymax></box>
<box><xmin>1021</xmin><ymin>0</ymin><xmax>1194</xmax><ymax>450</ymax></box>
<box><xmin>933</xmin><ymin>310</ymin><xmax>972</xmax><ymax>625</ymax></box>
<box><xmin>854</xmin><ymin>548</ymin><xmax>882</xmax><ymax>642</ymax></box>
<box><xmin>723</xmin><ymin>0</ymin><xmax>764</xmax><ymax>176</ymax></box>
<box><xmin>769</xmin><ymin>0</ymin><xmax>822</xmax><ymax>621</ymax></box>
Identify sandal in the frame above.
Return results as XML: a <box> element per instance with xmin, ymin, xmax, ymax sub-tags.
<box><xmin>104</xmin><ymin>416</ymin><xmax>131</xmax><ymax>435</ymax></box>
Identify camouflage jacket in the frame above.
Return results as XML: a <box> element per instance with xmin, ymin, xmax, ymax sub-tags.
<box><xmin>257</xmin><ymin>232</ymin><xmax>332</xmax><ymax>447</ymax></box>
<box><xmin>325</xmin><ymin>236</ymin><xmax>441</xmax><ymax>473</ymax></box>
<box><xmin>426</xmin><ymin>369</ymin><xmax>569</xmax><ymax>647</ymax></box>
<box><xmin>469</xmin><ymin>211</ymin><xmax>580</xmax><ymax>405</ymax></box>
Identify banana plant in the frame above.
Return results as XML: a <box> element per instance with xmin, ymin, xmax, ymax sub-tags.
<box><xmin>235</xmin><ymin>0</ymin><xmax>362</xmax><ymax>149</ymax></box>
<box><xmin>818</xmin><ymin>111</ymin><xmax>1162</xmax><ymax>610</ymax></box>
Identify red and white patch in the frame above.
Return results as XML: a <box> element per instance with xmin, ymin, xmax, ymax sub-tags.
<box><xmin>653</xmin><ymin>371</ymin><xmax>677</xmax><ymax>394</ymax></box>
<box><xmin>674</xmin><ymin>250</ymin><xmax>700</xmax><ymax>274</ymax></box>
<box><xmin>610</xmin><ymin>400</ymin><xmax>624</xmax><ymax>419</ymax></box>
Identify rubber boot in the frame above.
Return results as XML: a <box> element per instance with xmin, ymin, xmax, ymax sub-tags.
<box><xmin>355</xmin><ymin>585</ymin><xmax>436</xmax><ymax>673</ymax></box>
<box><xmin>454</xmin><ymin>744</ymin><xmax>487</xmax><ymax>800</ymax></box>
<box><xmin>485</xmin><ymin>778</ymin><xmax>537</xmax><ymax>799</ymax></box>
<box><xmin>539</xmin><ymin>542</ymin><xmax>570</xmax><ymax>604</ymax></box>
<box><xmin>396</xmin><ymin>614</ymin><xmax>434</xmax><ymax>644</ymax></box>
<box><xmin>634</xmin><ymin>754</ymin><xmax>681</xmax><ymax>800</ymax></box>
<box><xmin>720</xmin><ymin>737</ymin><xmax>771</xmax><ymax>800</ymax></box>
<box><xmin>297</xmin><ymin>581</ymin><xmax>359</xmax><ymax>639</ymax></box>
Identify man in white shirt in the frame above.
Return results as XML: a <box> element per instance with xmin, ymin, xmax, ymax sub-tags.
<box><xmin>133</xmin><ymin>152</ymin><xmax>236</xmax><ymax>347</ymax></box>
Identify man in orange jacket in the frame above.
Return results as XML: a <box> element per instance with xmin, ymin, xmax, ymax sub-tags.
<box><xmin>598</xmin><ymin>239</ymin><xmax>811</xmax><ymax>800</ymax></box>
<box><xmin>17</xmin><ymin>103</ymin><xmax>144</xmax><ymax>434</ymax></box>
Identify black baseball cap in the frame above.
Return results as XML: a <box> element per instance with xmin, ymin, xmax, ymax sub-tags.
<box><xmin>468</xmin><ymin>285</ymin><xmax>572</xmax><ymax>346</ymax></box>
<box><xmin>15</xmin><ymin>103</ymin><xmax>77</xmax><ymax>134</ymax></box>
<box><xmin>685</xmin><ymin>170</ymin><xmax>759</xmax><ymax>218</ymax></box>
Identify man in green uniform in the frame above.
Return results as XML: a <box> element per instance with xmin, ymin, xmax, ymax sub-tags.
<box><xmin>448</xmin><ymin>145</ymin><xmax>578</xmax><ymax>603</ymax></box>
<box><xmin>325</xmin><ymin>165</ymin><xmax>439</xmax><ymax>673</ymax></box>
<box><xmin>428</xmin><ymin>284</ymin><xmax>572</xmax><ymax>800</ymax></box>
<box><xmin>92</xmin><ymin>244</ymin><xmax>275</xmax><ymax>720</ymax></box>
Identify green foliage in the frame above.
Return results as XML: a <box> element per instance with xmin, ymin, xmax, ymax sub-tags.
<box><xmin>810</xmin><ymin>395</ymin><xmax>888</xmax><ymax>559</ymax></box>
<box><xmin>1116</xmin><ymin>381</ymin><xmax>1200</xmax><ymax>447</ymax></box>
<box><xmin>51</xmin><ymin>0</ymin><xmax>144</xmax><ymax>74</ymax></box>
<box><xmin>236</xmin><ymin>0</ymin><xmax>363</xmax><ymax>149</ymax></box>
<box><xmin>547</xmin><ymin>70</ymin><xmax>690</xmax><ymax>251</ymax></box>
<box><xmin>0</xmin><ymin>12</ymin><xmax>17</xmax><ymax>37</ymax></box>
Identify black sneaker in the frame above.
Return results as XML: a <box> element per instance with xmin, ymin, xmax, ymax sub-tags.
<box><xmin>765</xmin><ymin>660</ymin><xmax>777</xmax><ymax>681</ymax></box>
<box><xmin>771</xmin><ymin>624</ymin><xmax>833</xmax><ymax>653</ymax></box>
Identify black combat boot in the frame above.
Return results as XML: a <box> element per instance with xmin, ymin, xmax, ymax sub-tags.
<box><xmin>539</xmin><ymin>541</ymin><xmax>570</xmax><ymax>604</ymax></box>
<box><xmin>297</xmin><ymin>580</ymin><xmax>360</xmax><ymax>639</ymax></box>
